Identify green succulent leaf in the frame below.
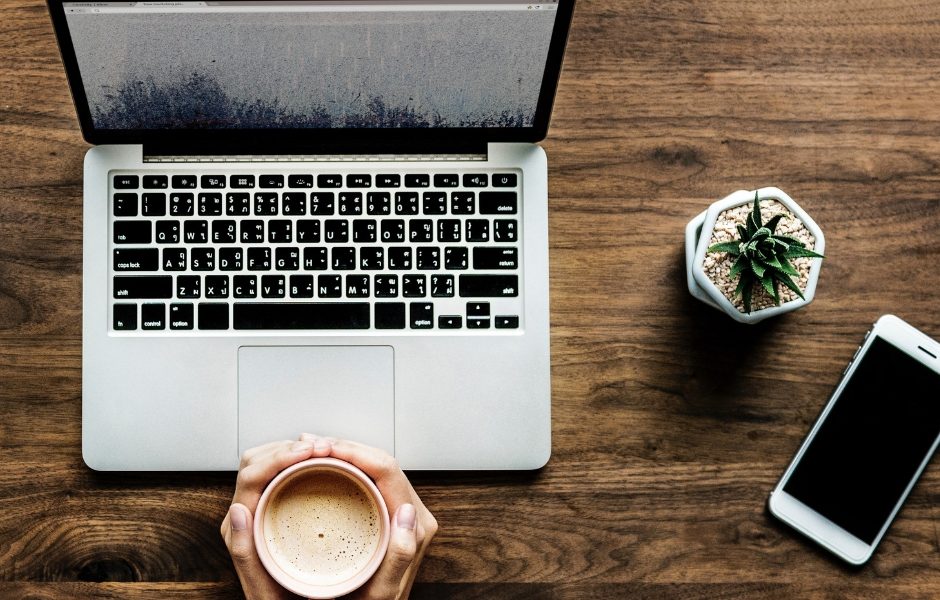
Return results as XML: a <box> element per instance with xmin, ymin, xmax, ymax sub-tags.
<box><xmin>767</xmin><ymin>254</ymin><xmax>799</xmax><ymax>276</ymax></box>
<box><xmin>750</xmin><ymin>259</ymin><xmax>766</xmax><ymax>278</ymax></box>
<box><xmin>751</xmin><ymin>227</ymin><xmax>771</xmax><ymax>241</ymax></box>
<box><xmin>741</xmin><ymin>273</ymin><xmax>754</xmax><ymax>313</ymax></box>
<box><xmin>785</xmin><ymin>246</ymin><xmax>825</xmax><ymax>259</ymax></box>
<box><xmin>729</xmin><ymin>254</ymin><xmax>748</xmax><ymax>279</ymax></box>
<box><xmin>737</xmin><ymin>224</ymin><xmax>749</xmax><ymax>240</ymax></box>
<box><xmin>775</xmin><ymin>235</ymin><xmax>806</xmax><ymax>248</ymax></box>
<box><xmin>764</xmin><ymin>214</ymin><xmax>784</xmax><ymax>234</ymax></box>
<box><xmin>751</xmin><ymin>192</ymin><xmax>762</xmax><ymax>227</ymax></box>
<box><xmin>775</xmin><ymin>271</ymin><xmax>806</xmax><ymax>300</ymax></box>
<box><xmin>761</xmin><ymin>272</ymin><xmax>779</xmax><ymax>304</ymax></box>
<box><xmin>708</xmin><ymin>241</ymin><xmax>741</xmax><ymax>255</ymax></box>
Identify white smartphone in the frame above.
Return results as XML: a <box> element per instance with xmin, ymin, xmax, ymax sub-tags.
<box><xmin>768</xmin><ymin>314</ymin><xmax>940</xmax><ymax>565</ymax></box>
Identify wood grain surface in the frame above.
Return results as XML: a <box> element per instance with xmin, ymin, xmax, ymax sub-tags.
<box><xmin>2</xmin><ymin>0</ymin><xmax>940</xmax><ymax>597</ymax></box>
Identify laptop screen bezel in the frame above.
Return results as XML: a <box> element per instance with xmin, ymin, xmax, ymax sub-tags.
<box><xmin>46</xmin><ymin>0</ymin><xmax>575</xmax><ymax>152</ymax></box>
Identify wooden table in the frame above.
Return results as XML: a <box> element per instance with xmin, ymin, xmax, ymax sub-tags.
<box><xmin>2</xmin><ymin>0</ymin><xmax>939</xmax><ymax>597</ymax></box>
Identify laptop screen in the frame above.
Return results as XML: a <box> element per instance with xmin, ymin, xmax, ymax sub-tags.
<box><xmin>60</xmin><ymin>1</ymin><xmax>561</xmax><ymax>133</ymax></box>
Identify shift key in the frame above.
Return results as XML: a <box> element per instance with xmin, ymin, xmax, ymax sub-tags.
<box><xmin>114</xmin><ymin>221</ymin><xmax>152</xmax><ymax>244</ymax></box>
<box><xmin>114</xmin><ymin>276</ymin><xmax>173</xmax><ymax>299</ymax></box>
<box><xmin>459</xmin><ymin>275</ymin><xmax>518</xmax><ymax>297</ymax></box>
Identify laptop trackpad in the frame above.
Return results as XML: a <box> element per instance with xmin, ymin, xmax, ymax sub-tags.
<box><xmin>237</xmin><ymin>346</ymin><xmax>394</xmax><ymax>456</ymax></box>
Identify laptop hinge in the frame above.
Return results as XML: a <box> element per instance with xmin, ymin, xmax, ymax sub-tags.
<box><xmin>143</xmin><ymin>152</ymin><xmax>488</xmax><ymax>163</ymax></box>
<box><xmin>142</xmin><ymin>141</ymin><xmax>488</xmax><ymax>162</ymax></box>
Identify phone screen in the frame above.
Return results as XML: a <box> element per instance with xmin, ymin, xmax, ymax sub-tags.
<box><xmin>783</xmin><ymin>337</ymin><xmax>940</xmax><ymax>544</ymax></box>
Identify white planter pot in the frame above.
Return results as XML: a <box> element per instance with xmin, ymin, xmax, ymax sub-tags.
<box><xmin>685</xmin><ymin>187</ymin><xmax>825</xmax><ymax>324</ymax></box>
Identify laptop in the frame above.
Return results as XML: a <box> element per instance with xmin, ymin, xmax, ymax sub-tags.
<box><xmin>47</xmin><ymin>0</ymin><xmax>574</xmax><ymax>471</ymax></box>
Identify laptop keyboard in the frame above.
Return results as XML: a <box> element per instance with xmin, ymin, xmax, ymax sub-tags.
<box><xmin>109</xmin><ymin>170</ymin><xmax>523</xmax><ymax>333</ymax></box>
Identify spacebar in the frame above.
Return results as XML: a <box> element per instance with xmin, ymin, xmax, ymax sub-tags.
<box><xmin>233</xmin><ymin>303</ymin><xmax>370</xmax><ymax>330</ymax></box>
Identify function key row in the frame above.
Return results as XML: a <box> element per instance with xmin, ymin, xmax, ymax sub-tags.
<box><xmin>113</xmin><ymin>173</ymin><xmax>518</xmax><ymax>190</ymax></box>
<box><xmin>113</xmin><ymin>191</ymin><xmax>517</xmax><ymax>217</ymax></box>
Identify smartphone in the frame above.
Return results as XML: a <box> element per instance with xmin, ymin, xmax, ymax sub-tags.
<box><xmin>768</xmin><ymin>314</ymin><xmax>940</xmax><ymax>565</ymax></box>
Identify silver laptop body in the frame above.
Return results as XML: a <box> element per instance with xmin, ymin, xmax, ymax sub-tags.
<box><xmin>49</xmin><ymin>0</ymin><xmax>575</xmax><ymax>470</ymax></box>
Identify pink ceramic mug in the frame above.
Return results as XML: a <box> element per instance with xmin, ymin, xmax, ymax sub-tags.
<box><xmin>253</xmin><ymin>457</ymin><xmax>390</xmax><ymax>599</ymax></box>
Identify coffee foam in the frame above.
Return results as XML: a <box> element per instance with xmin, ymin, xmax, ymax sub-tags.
<box><xmin>263</xmin><ymin>469</ymin><xmax>381</xmax><ymax>586</ymax></box>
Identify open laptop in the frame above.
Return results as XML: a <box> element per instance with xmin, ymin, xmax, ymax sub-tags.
<box><xmin>47</xmin><ymin>0</ymin><xmax>574</xmax><ymax>471</ymax></box>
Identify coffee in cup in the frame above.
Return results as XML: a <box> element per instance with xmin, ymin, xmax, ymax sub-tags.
<box><xmin>254</xmin><ymin>457</ymin><xmax>390</xmax><ymax>599</ymax></box>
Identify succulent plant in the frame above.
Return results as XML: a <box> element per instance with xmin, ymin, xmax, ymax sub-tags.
<box><xmin>708</xmin><ymin>192</ymin><xmax>824</xmax><ymax>313</ymax></box>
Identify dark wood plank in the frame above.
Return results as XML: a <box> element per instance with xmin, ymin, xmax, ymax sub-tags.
<box><xmin>1</xmin><ymin>0</ymin><xmax>940</xmax><ymax>597</ymax></box>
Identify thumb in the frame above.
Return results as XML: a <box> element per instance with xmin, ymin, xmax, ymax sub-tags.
<box><xmin>225</xmin><ymin>503</ymin><xmax>287</xmax><ymax>600</ymax></box>
<box><xmin>359</xmin><ymin>503</ymin><xmax>417</xmax><ymax>599</ymax></box>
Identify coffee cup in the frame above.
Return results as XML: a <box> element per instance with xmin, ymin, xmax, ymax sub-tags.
<box><xmin>253</xmin><ymin>457</ymin><xmax>391</xmax><ymax>598</ymax></box>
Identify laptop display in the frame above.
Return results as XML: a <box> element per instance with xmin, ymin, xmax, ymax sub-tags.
<box><xmin>62</xmin><ymin>1</ymin><xmax>561</xmax><ymax>131</ymax></box>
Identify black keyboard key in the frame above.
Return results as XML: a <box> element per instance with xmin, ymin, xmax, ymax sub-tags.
<box><xmin>241</xmin><ymin>220</ymin><xmax>265</xmax><ymax>243</ymax></box>
<box><xmin>172</xmin><ymin>175</ymin><xmax>197</xmax><ymax>189</ymax></box>
<box><xmin>261</xmin><ymin>275</ymin><xmax>286</xmax><ymax>298</ymax></box>
<box><xmin>113</xmin><ymin>248</ymin><xmax>158</xmax><ymax>271</ymax></box>
<box><xmin>467</xmin><ymin>318</ymin><xmax>491</xmax><ymax>329</ymax></box>
<box><xmin>113</xmin><ymin>175</ymin><xmax>139</xmax><ymax>189</ymax></box>
<box><xmin>114</xmin><ymin>193</ymin><xmax>138</xmax><ymax>217</ymax></box>
<box><xmin>162</xmin><ymin>248</ymin><xmax>187</xmax><ymax>271</ymax></box>
<box><xmin>459</xmin><ymin>275</ymin><xmax>519</xmax><ymax>297</ymax></box>
<box><xmin>422</xmin><ymin>192</ymin><xmax>447</xmax><ymax>215</ymax></box>
<box><xmin>234</xmin><ymin>303</ymin><xmax>370</xmax><ymax>330</ymax></box>
<box><xmin>114</xmin><ymin>275</ymin><xmax>172</xmax><ymax>299</ymax></box>
<box><xmin>231</xmin><ymin>175</ymin><xmax>255</xmax><ymax>188</ymax></box>
<box><xmin>493</xmin><ymin>173</ymin><xmax>517</xmax><ymax>187</ymax></box>
<box><xmin>375</xmin><ymin>302</ymin><xmax>406</xmax><ymax>329</ymax></box>
<box><xmin>495</xmin><ymin>316</ymin><xmax>519</xmax><ymax>329</ymax></box>
<box><xmin>282</xmin><ymin>192</ymin><xmax>307</xmax><ymax>216</ymax></box>
<box><xmin>467</xmin><ymin>219</ymin><xmax>490</xmax><ymax>242</ymax></box>
<box><xmin>451</xmin><ymin>192</ymin><xmax>475</xmax><ymax>215</ymax></box>
<box><xmin>141</xmin><ymin>303</ymin><xmax>165</xmax><ymax>330</ymax></box>
<box><xmin>212</xmin><ymin>220</ymin><xmax>237</xmax><ymax>244</ymax></box>
<box><xmin>114</xmin><ymin>221</ymin><xmax>151</xmax><ymax>244</ymax></box>
<box><xmin>143</xmin><ymin>175</ymin><xmax>168</xmax><ymax>189</ymax></box>
<box><xmin>275</xmin><ymin>247</ymin><xmax>300</xmax><ymax>270</ymax></box>
<box><xmin>331</xmin><ymin>247</ymin><xmax>356</xmax><ymax>270</ymax></box>
<box><xmin>260</xmin><ymin>174</ymin><xmax>284</xmax><ymax>188</ymax></box>
<box><xmin>297</xmin><ymin>220</ymin><xmax>321</xmax><ymax>243</ymax></box>
<box><xmin>248</xmin><ymin>247</ymin><xmax>272</xmax><ymax>270</ymax></box>
<box><xmin>220</xmin><ymin>248</ymin><xmax>243</xmax><ymax>271</ymax></box>
<box><xmin>347</xmin><ymin>174</ymin><xmax>371</xmax><ymax>188</ymax></box>
<box><xmin>431</xmin><ymin>274</ymin><xmax>455</xmax><ymax>298</ymax></box>
<box><xmin>191</xmin><ymin>248</ymin><xmax>215</xmax><ymax>271</ymax></box>
<box><xmin>183</xmin><ymin>220</ymin><xmax>208</xmax><ymax>243</ymax></box>
<box><xmin>169</xmin><ymin>303</ymin><xmax>194</xmax><ymax>329</ymax></box>
<box><xmin>176</xmin><ymin>275</ymin><xmax>201</xmax><ymax>299</ymax></box>
<box><xmin>395</xmin><ymin>192</ymin><xmax>419</xmax><ymax>215</ymax></box>
<box><xmin>204</xmin><ymin>275</ymin><xmax>229</xmax><ymax>298</ymax></box>
<box><xmin>169</xmin><ymin>192</ymin><xmax>194</xmax><ymax>216</ymax></box>
<box><xmin>201</xmin><ymin>175</ymin><xmax>226</xmax><ymax>189</ymax></box>
<box><xmin>155</xmin><ymin>220</ymin><xmax>180</xmax><ymax>243</ymax></box>
<box><xmin>410</xmin><ymin>303</ymin><xmax>433</xmax><ymax>329</ymax></box>
<box><xmin>324</xmin><ymin>220</ymin><xmax>349</xmax><ymax>243</ymax></box>
<box><xmin>434</xmin><ymin>174</ymin><xmax>459</xmax><ymax>187</ymax></box>
<box><xmin>353</xmin><ymin>219</ymin><xmax>377</xmax><ymax>243</ymax></box>
<box><xmin>198</xmin><ymin>193</ymin><xmax>223</xmax><ymax>216</ymax></box>
<box><xmin>142</xmin><ymin>193</ymin><xmax>167</xmax><ymax>216</ymax></box>
<box><xmin>374</xmin><ymin>275</ymin><xmax>398</xmax><ymax>298</ymax></box>
<box><xmin>226</xmin><ymin>192</ymin><xmax>251</xmax><ymax>216</ymax></box>
<box><xmin>480</xmin><ymin>192</ymin><xmax>517</xmax><ymax>215</ymax></box>
<box><xmin>404</xmin><ymin>174</ymin><xmax>429</xmax><ymax>188</ymax></box>
<box><xmin>494</xmin><ymin>219</ymin><xmax>517</xmax><ymax>242</ymax></box>
<box><xmin>367</xmin><ymin>192</ymin><xmax>391</xmax><ymax>215</ymax></box>
<box><xmin>198</xmin><ymin>303</ymin><xmax>229</xmax><ymax>330</ymax></box>
<box><xmin>473</xmin><ymin>247</ymin><xmax>518</xmax><ymax>270</ymax></box>
<box><xmin>345</xmin><ymin>275</ymin><xmax>370</xmax><ymax>298</ymax></box>
<box><xmin>416</xmin><ymin>247</ymin><xmax>440</xmax><ymax>270</ymax></box>
<box><xmin>317</xmin><ymin>174</ymin><xmax>342</xmax><ymax>188</ymax></box>
<box><xmin>289</xmin><ymin>275</ymin><xmax>314</xmax><ymax>298</ymax></box>
<box><xmin>310</xmin><ymin>192</ymin><xmax>335</xmax><ymax>215</ymax></box>
<box><xmin>388</xmin><ymin>247</ymin><xmax>411</xmax><ymax>270</ymax></box>
<box><xmin>338</xmin><ymin>192</ymin><xmax>363</xmax><ymax>216</ymax></box>
<box><xmin>403</xmin><ymin>275</ymin><xmax>426</xmax><ymax>297</ymax></box>
<box><xmin>376</xmin><ymin>174</ymin><xmax>400</xmax><ymax>188</ymax></box>
<box><xmin>437</xmin><ymin>219</ymin><xmax>461</xmax><ymax>242</ymax></box>
<box><xmin>288</xmin><ymin>174</ymin><xmax>312</xmax><ymax>188</ymax></box>
<box><xmin>439</xmin><ymin>315</ymin><xmax>462</xmax><ymax>329</ymax></box>
<box><xmin>113</xmin><ymin>304</ymin><xmax>137</xmax><ymax>330</ymax></box>
<box><xmin>467</xmin><ymin>302</ymin><xmax>490</xmax><ymax>317</ymax></box>
<box><xmin>381</xmin><ymin>220</ymin><xmax>405</xmax><ymax>243</ymax></box>
<box><xmin>444</xmin><ymin>247</ymin><xmax>468</xmax><ymax>270</ymax></box>
<box><xmin>318</xmin><ymin>275</ymin><xmax>342</xmax><ymax>298</ymax></box>
<box><xmin>463</xmin><ymin>174</ymin><xmax>488</xmax><ymax>187</ymax></box>
<box><xmin>233</xmin><ymin>275</ymin><xmax>257</xmax><ymax>298</ymax></box>
<box><xmin>303</xmin><ymin>247</ymin><xmax>328</xmax><ymax>270</ymax></box>
<box><xmin>254</xmin><ymin>193</ymin><xmax>278</xmax><ymax>215</ymax></box>
<box><xmin>360</xmin><ymin>247</ymin><xmax>384</xmax><ymax>270</ymax></box>
<box><xmin>268</xmin><ymin>220</ymin><xmax>293</xmax><ymax>243</ymax></box>
<box><xmin>409</xmin><ymin>220</ymin><xmax>433</xmax><ymax>243</ymax></box>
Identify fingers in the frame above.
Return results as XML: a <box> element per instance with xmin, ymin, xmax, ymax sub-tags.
<box><xmin>355</xmin><ymin>504</ymin><xmax>418</xmax><ymax>600</ymax></box>
<box><xmin>233</xmin><ymin>439</ymin><xmax>319</xmax><ymax>511</ymax></box>
<box><xmin>327</xmin><ymin>440</ymin><xmax>420</xmax><ymax>509</ymax></box>
<box><xmin>222</xmin><ymin>504</ymin><xmax>290</xmax><ymax>600</ymax></box>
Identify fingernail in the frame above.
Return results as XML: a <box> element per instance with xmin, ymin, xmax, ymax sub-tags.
<box><xmin>290</xmin><ymin>441</ymin><xmax>314</xmax><ymax>453</ymax></box>
<box><xmin>300</xmin><ymin>433</ymin><xmax>317</xmax><ymax>442</ymax></box>
<box><xmin>230</xmin><ymin>505</ymin><xmax>248</xmax><ymax>531</ymax></box>
<box><xmin>398</xmin><ymin>503</ymin><xmax>416</xmax><ymax>531</ymax></box>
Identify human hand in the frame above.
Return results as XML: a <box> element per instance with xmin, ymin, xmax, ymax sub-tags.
<box><xmin>220</xmin><ymin>435</ymin><xmax>437</xmax><ymax>600</ymax></box>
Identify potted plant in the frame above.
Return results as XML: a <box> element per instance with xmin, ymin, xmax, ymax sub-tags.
<box><xmin>685</xmin><ymin>187</ymin><xmax>825</xmax><ymax>324</ymax></box>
